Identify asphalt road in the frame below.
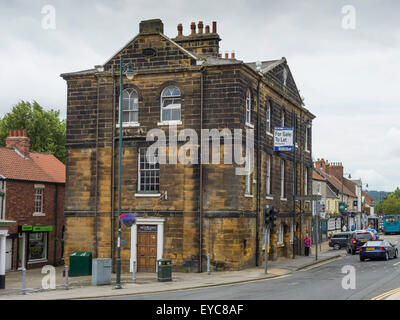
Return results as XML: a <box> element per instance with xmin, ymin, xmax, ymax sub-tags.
<box><xmin>107</xmin><ymin>235</ymin><xmax>400</xmax><ymax>300</ymax></box>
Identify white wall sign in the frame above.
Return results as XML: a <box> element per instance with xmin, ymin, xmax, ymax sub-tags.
<box><xmin>274</xmin><ymin>127</ymin><xmax>293</xmax><ymax>151</ymax></box>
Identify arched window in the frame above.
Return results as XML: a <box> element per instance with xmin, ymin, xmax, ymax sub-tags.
<box><xmin>245</xmin><ymin>89</ymin><xmax>251</xmax><ymax>125</ymax></box>
<box><xmin>161</xmin><ymin>86</ymin><xmax>181</xmax><ymax>123</ymax></box>
<box><xmin>121</xmin><ymin>89</ymin><xmax>139</xmax><ymax>124</ymax></box>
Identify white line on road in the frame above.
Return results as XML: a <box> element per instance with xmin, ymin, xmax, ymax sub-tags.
<box><xmin>393</xmin><ymin>262</ymin><xmax>400</xmax><ymax>266</ymax></box>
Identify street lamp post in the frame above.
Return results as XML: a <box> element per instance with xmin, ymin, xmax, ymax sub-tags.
<box><xmin>341</xmin><ymin>173</ymin><xmax>351</xmax><ymax>230</ymax></box>
<box><xmin>115</xmin><ymin>56</ymin><xmax>134</xmax><ymax>289</ymax></box>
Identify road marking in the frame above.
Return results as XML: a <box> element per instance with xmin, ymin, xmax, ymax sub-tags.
<box><xmin>371</xmin><ymin>287</ymin><xmax>400</xmax><ymax>300</ymax></box>
<box><xmin>299</xmin><ymin>257</ymin><xmax>343</xmax><ymax>272</ymax></box>
<box><xmin>393</xmin><ymin>261</ymin><xmax>400</xmax><ymax>266</ymax></box>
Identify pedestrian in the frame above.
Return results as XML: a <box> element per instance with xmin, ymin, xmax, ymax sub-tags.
<box><xmin>342</xmin><ymin>225</ymin><xmax>347</xmax><ymax>232</ymax></box>
<box><xmin>351</xmin><ymin>225</ymin><xmax>355</xmax><ymax>231</ymax></box>
<box><xmin>304</xmin><ymin>234</ymin><xmax>311</xmax><ymax>256</ymax></box>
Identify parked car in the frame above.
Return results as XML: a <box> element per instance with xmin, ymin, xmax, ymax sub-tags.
<box><xmin>364</xmin><ymin>228</ymin><xmax>379</xmax><ymax>240</ymax></box>
<box><xmin>359</xmin><ymin>240</ymin><xmax>398</xmax><ymax>261</ymax></box>
<box><xmin>328</xmin><ymin>232</ymin><xmax>353</xmax><ymax>250</ymax></box>
<box><xmin>347</xmin><ymin>231</ymin><xmax>376</xmax><ymax>255</ymax></box>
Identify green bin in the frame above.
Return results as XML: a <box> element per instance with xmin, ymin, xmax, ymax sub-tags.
<box><xmin>69</xmin><ymin>252</ymin><xmax>92</xmax><ymax>277</ymax></box>
<box><xmin>157</xmin><ymin>259</ymin><xmax>172</xmax><ymax>282</ymax></box>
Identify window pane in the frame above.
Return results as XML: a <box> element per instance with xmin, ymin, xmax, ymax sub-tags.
<box><xmin>28</xmin><ymin>233</ymin><xmax>47</xmax><ymax>260</ymax></box>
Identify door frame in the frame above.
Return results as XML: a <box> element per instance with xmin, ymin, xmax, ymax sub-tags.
<box><xmin>130</xmin><ymin>218</ymin><xmax>165</xmax><ymax>272</ymax></box>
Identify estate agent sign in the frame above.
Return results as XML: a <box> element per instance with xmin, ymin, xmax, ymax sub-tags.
<box><xmin>274</xmin><ymin>127</ymin><xmax>293</xmax><ymax>151</ymax></box>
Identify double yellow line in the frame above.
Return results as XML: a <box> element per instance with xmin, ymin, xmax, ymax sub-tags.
<box><xmin>371</xmin><ymin>287</ymin><xmax>400</xmax><ymax>300</ymax></box>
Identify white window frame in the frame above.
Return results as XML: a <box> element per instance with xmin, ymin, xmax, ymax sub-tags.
<box><xmin>117</xmin><ymin>89</ymin><xmax>140</xmax><ymax>128</ymax></box>
<box><xmin>245</xmin><ymin>89</ymin><xmax>253</xmax><ymax>127</ymax></box>
<box><xmin>277</xmin><ymin>224</ymin><xmax>284</xmax><ymax>245</ymax></box>
<box><xmin>304</xmin><ymin>168</ymin><xmax>308</xmax><ymax>196</ymax></box>
<box><xmin>290</xmin><ymin>223</ymin><xmax>294</xmax><ymax>243</ymax></box>
<box><xmin>266</xmin><ymin>154</ymin><xmax>272</xmax><ymax>197</ymax></box>
<box><xmin>136</xmin><ymin>148</ymin><xmax>160</xmax><ymax>195</ymax></box>
<box><xmin>245</xmin><ymin>153</ymin><xmax>253</xmax><ymax>197</ymax></box>
<box><xmin>0</xmin><ymin>180</ymin><xmax>5</xmax><ymax>220</ymax></box>
<box><xmin>266</xmin><ymin>101</ymin><xmax>272</xmax><ymax>135</ymax></box>
<box><xmin>159</xmin><ymin>86</ymin><xmax>182</xmax><ymax>125</ymax></box>
<box><xmin>281</xmin><ymin>109</ymin><xmax>285</xmax><ymax>127</ymax></box>
<box><xmin>305</xmin><ymin>126</ymin><xmax>310</xmax><ymax>152</ymax></box>
<box><xmin>317</xmin><ymin>182</ymin><xmax>322</xmax><ymax>195</ymax></box>
<box><xmin>280</xmin><ymin>159</ymin><xmax>286</xmax><ymax>200</ymax></box>
<box><xmin>34</xmin><ymin>185</ymin><xmax>44</xmax><ymax>215</ymax></box>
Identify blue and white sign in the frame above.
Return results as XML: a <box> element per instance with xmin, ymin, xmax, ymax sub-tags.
<box><xmin>274</xmin><ymin>127</ymin><xmax>293</xmax><ymax>151</ymax></box>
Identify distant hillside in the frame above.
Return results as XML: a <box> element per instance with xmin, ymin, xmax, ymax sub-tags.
<box><xmin>366</xmin><ymin>190</ymin><xmax>390</xmax><ymax>202</ymax></box>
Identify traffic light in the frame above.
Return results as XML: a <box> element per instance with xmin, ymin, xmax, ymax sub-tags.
<box><xmin>264</xmin><ymin>205</ymin><xmax>279</xmax><ymax>227</ymax></box>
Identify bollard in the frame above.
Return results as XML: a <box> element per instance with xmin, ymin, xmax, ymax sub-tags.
<box><xmin>207</xmin><ymin>253</ymin><xmax>211</xmax><ymax>275</ymax></box>
<box><xmin>65</xmin><ymin>265</ymin><xmax>69</xmax><ymax>290</ymax></box>
<box><xmin>22</xmin><ymin>267</ymin><xmax>26</xmax><ymax>295</ymax></box>
<box><xmin>132</xmin><ymin>260</ymin><xmax>136</xmax><ymax>283</ymax></box>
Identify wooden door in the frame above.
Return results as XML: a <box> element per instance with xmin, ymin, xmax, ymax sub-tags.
<box><xmin>137</xmin><ymin>225</ymin><xmax>158</xmax><ymax>272</ymax></box>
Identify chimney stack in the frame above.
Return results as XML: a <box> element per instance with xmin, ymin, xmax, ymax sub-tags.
<box><xmin>177</xmin><ymin>23</ymin><xmax>183</xmax><ymax>36</ymax></box>
<box><xmin>225</xmin><ymin>52</ymin><xmax>229</xmax><ymax>59</ymax></box>
<box><xmin>212</xmin><ymin>21</ymin><xmax>217</xmax><ymax>33</ymax></box>
<box><xmin>190</xmin><ymin>22</ymin><xmax>196</xmax><ymax>35</ymax></box>
<box><xmin>198</xmin><ymin>21</ymin><xmax>204</xmax><ymax>34</ymax></box>
<box><xmin>205</xmin><ymin>25</ymin><xmax>210</xmax><ymax>34</ymax></box>
<box><xmin>6</xmin><ymin>129</ymin><xmax>30</xmax><ymax>157</ymax></box>
<box><xmin>231</xmin><ymin>51</ymin><xmax>235</xmax><ymax>59</ymax></box>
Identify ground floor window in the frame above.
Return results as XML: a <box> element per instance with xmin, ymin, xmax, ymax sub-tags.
<box><xmin>277</xmin><ymin>224</ymin><xmax>284</xmax><ymax>245</ymax></box>
<box><xmin>28</xmin><ymin>232</ymin><xmax>48</xmax><ymax>261</ymax></box>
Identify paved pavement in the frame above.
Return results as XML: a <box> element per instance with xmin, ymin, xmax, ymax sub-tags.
<box><xmin>0</xmin><ymin>240</ymin><xmax>343</xmax><ymax>300</ymax></box>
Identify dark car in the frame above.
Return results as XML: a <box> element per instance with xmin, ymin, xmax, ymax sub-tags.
<box><xmin>328</xmin><ymin>232</ymin><xmax>353</xmax><ymax>250</ymax></box>
<box><xmin>347</xmin><ymin>230</ymin><xmax>376</xmax><ymax>255</ymax></box>
<box><xmin>359</xmin><ymin>240</ymin><xmax>398</xmax><ymax>261</ymax></box>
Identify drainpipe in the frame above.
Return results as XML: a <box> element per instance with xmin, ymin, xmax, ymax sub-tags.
<box><xmin>199</xmin><ymin>67</ymin><xmax>205</xmax><ymax>273</ymax></box>
<box><xmin>53</xmin><ymin>183</ymin><xmax>58</xmax><ymax>266</ymax></box>
<box><xmin>111</xmin><ymin>65</ymin><xmax>116</xmax><ymax>265</ymax></box>
<box><xmin>94</xmin><ymin>75</ymin><xmax>100</xmax><ymax>259</ymax></box>
<box><xmin>256</xmin><ymin>79</ymin><xmax>261</xmax><ymax>266</ymax></box>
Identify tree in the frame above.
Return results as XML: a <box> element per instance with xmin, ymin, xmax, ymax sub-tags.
<box><xmin>0</xmin><ymin>101</ymin><xmax>66</xmax><ymax>163</ymax></box>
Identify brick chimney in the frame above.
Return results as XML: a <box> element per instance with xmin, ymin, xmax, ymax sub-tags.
<box><xmin>5</xmin><ymin>130</ymin><xmax>30</xmax><ymax>157</ymax></box>
<box><xmin>327</xmin><ymin>162</ymin><xmax>343</xmax><ymax>181</ymax></box>
<box><xmin>173</xmin><ymin>20</ymin><xmax>221</xmax><ymax>57</ymax></box>
<box><xmin>315</xmin><ymin>158</ymin><xmax>327</xmax><ymax>173</ymax></box>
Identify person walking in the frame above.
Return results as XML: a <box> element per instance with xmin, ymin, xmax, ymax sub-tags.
<box><xmin>304</xmin><ymin>234</ymin><xmax>311</xmax><ymax>256</ymax></box>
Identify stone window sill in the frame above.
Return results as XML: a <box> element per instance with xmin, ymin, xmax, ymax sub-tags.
<box><xmin>281</xmin><ymin>198</ymin><xmax>287</xmax><ymax>201</ymax></box>
<box><xmin>135</xmin><ymin>193</ymin><xmax>161</xmax><ymax>198</ymax></box>
<box><xmin>277</xmin><ymin>243</ymin><xmax>285</xmax><ymax>248</ymax></box>
<box><xmin>27</xmin><ymin>259</ymin><xmax>48</xmax><ymax>264</ymax></box>
<box><xmin>116</xmin><ymin>122</ymin><xmax>140</xmax><ymax>128</ymax></box>
<box><xmin>266</xmin><ymin>132</ymin><xmax>273</xmax><ymax>137</ymax></box>
<box><xmin>157</xmin><ymin>120</ymin><xmax>182</xmax><ymax>126</ymax></box>
<box><xmin>245</xmin><ymin>122</ymin><xmax>254</xmax><ymax>129</ymax></box>
<box><xmin>33</xmin><ymin>212</ymin><xmax>45</xmax><ymax>217</ymax></box>
<box><xmin>266</xmin><ymin>195</ymin><xmax>274</xmax><ymax>200</ymax></box>
<box><xmin>244</xmin><ymin>194</ymin><xmax>254</xmax><ymax>198</ymax></box>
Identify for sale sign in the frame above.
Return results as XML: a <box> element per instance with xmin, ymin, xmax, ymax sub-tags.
<box><xmin>274</xmin><ymin>127</ymin><xmax>293</xmax><ymax>151</ymax></box>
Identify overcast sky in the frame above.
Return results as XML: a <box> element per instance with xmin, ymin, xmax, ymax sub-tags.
<box><xmin>1</xmin><ymin>0</ymin><xmax>399</xmax><ymax>192</ymax></box>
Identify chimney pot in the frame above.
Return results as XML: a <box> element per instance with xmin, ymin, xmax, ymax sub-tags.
<box><xmin>218</xmin><ymin>53</ymin><xmax>222</xmax><ymax>58</ymax></box>
<box><xmin>5</xmin><ymin>129</ymin><xmax>30</xmax><ymax>157</ymax></box>
<box><xmin>177</xmin><ymin>23</ymin><xmax>183</xmax><ymax>36</ymax></box>
<box><xmin>225</xmin><ymin>52</ymin><xmax>229</xmax><ymax>59</ymax></box>
<box><xmin>205</xmin><ymin>25</ymin><xmax>210</xmax><ymax>34</ymax></box>
<box><xmin>198</xmin><ymin>21</ymin><xmax>203</xmax><ymax>34</ymax></box>
<box><xmin>190</xmin><ymin>22</ymin><xmax>196</xmax><ymax>35</ymax></box>
<box><xmin>212</xmin><ymin>21</ymin><xmax>217</xmax><ymax>33</ymax></box>
<box><xmin>231</xmin><ymin>51</ymin><xmax>235</xmax><ymax>59</ymax></box>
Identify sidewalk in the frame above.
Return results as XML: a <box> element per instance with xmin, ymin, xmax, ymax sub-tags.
<box><xmin>0</xmin><ymin>241</ymin><xmax>345</xmax><ymax>300</ymax></box>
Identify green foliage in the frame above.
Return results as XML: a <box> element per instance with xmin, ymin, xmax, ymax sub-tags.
<box><xmin>0</xmin><ymin>101</ymin><xmax>66</xmax><ymax>163</ymax></box>
<box><xmin>376</xmin><ymin>187</ymin><xmax>400</xmax><ymax>215</ymax></box>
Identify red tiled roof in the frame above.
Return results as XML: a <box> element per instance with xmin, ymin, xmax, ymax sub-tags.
<box><xmin>312</xmin><ymin>170</ymin><xmax>326</xmax><ymax>181</ymax></box>
<box><xmin>363</xmin><ymin>192</ymin><xmax>374</xmax><ymax>205</ymax></box>
<box><xmin>316</xmin><ymin>168</ymin><xmax>356</xmax><ymax>198</ymax></box>
<box><xmin>0</xmin><ymin>147</ymin><xmax>65</xmax><ymax>183</ymax></box>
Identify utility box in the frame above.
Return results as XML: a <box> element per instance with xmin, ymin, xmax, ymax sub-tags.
<box><xmin>157</xmin><ymin>259</ymin><xmax>172</xmax><ymax>282</ymax></box>
<box><xmin>91</xmin><ymin>258</ymin><xmax>112</xmax><ymax>286</ymax></box>
<box><xmin>69</xmin><ymin>252</ymin><xmax>92</xmax><ymax>277</ymax></box>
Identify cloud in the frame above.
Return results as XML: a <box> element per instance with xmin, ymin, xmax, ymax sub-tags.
<box><xmin>0</xmin><ymin>0</ymin><xmax>399</xmax><ymax>191</ymax></box>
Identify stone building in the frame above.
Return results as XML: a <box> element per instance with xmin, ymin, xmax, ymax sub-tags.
<box><xmin>61</xmin><ymin>19</ymin><xmax>315</xmax><ymax>272</ymax></box>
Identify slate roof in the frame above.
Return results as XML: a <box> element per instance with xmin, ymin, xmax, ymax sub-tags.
<box><xmin>0</xmin><ymin>147</ymin><xmax>65</xmax><ymax>184</ymax></box>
